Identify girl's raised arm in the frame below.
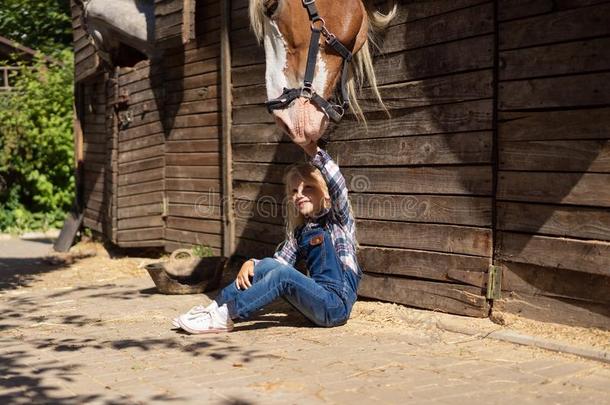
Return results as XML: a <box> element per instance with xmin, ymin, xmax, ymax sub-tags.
<box><xmin>308</xmin><ymin>147</ymin><xmax>354</xmax><ymax>233</ymax></box>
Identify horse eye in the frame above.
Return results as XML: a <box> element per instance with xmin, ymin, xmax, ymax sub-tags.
<box><xmin>263</xmin><ymin>0</ymin><xmax>279</xmax><ymax>18</ymax></box>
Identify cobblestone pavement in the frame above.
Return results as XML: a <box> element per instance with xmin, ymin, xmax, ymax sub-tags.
<box><xmin>0</xmin><ymin>242</ymin><xmax>609</xmax><ymax>404</ymax></box>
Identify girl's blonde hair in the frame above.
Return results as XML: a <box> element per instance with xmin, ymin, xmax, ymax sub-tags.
<box><xmin>282</xmin><ymin>162</ymin><xmax>360</xmax><ymax>250</ymax></box>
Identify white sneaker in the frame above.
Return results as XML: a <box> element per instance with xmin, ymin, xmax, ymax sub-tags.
<box><xmin>171</xmin><ymin>304</ymin><xmax>206</xmax><ymax>328</ymax></box>
<box><xmin>177</xmin><ymin>307</ymin><xmax>233</xmax><ymax>334</ymax></box>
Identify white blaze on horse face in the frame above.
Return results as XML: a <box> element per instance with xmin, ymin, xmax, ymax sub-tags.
<box><xmin>263</xmin><ymin>20</ymin><xmax>289</xmax><ymax>100</ymax></box>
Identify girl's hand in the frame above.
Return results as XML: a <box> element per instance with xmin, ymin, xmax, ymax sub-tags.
<box><xmin>235</xmin><ymin>259</ymin><xmax>255</xmax><ymax>290</ymax></box>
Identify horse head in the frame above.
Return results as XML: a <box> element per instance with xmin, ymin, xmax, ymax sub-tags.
<box><xmin>250</xmin><ymin>0</ymin><xmax>395</xmax><ymax>145</ymax></box>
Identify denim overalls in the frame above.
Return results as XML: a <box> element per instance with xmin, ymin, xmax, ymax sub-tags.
<box><xmin>216</xmin><ymin>221</ymin><xmax>361</xmax><ymax>327</ymax></box>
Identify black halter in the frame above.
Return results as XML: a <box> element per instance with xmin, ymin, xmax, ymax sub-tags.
<box><xmin>265</xmin><ymin>0</ymin><xmax>354</xmax><ymax>123</ymax></box>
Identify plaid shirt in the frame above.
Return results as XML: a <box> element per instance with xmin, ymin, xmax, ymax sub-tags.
<box><xmin>271</xmin><ymin>148</ymin><xmax>359</xmax><ymax>275</ymax></box>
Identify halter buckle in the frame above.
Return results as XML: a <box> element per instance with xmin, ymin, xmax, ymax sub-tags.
<box><xmin>301</xmin><ymin>85</ymin><xmax>314</xmax><ymax>99</ymax></box>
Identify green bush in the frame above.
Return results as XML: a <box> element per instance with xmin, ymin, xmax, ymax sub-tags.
<box><xmin>0</xmin><ymin>50</ymin><xmax>74</xmax><ymax>233</ymax></box>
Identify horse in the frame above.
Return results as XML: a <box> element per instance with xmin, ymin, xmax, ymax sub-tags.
<box><xmin>75</xmin><ymin>0</ymin><xmax>158</xmax><ymax>68</ymax></box>
<box><xmin>249</xmin><ymin>0</ymin><xmax>396</xmax><ymax>145</ymax></box>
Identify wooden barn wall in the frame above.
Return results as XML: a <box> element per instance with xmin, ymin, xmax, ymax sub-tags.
<box><xmin>228</xmin><ymin>0</ymin><xmax>495</xmax><ymax>317</ymax></box>
<box><xmin>71</xmin><ymin>1</ymin><xmax>99</xmax><ymax>83</ymax></box>
<box><xmin>79</xmin><ymin>74</ymin><xmax>112</xmax><ymax>235</ymax></box>
<box><xmin>493</xmin><ymin>0</ymin><xmax>610</xmax><ymax>329</ymax></box>
<box><xmin>114</xmin><ymin>63</ymin><xmax>166</xmax><ymax>248</ymax></box>
<box><xmin>161</xmin><ymin>0</ymin><xmax>224</xmax><ymax>255</ymax></box>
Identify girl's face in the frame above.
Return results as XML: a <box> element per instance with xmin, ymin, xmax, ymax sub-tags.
<box><xmin>290</xmin><ymin>177</ymin><xmax>327</xmax><ymax>218</ymax></box>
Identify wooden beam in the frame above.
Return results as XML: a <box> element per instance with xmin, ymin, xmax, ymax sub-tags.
<box><xmin>221</xmin><ymin>0</ymin><xmax>235</xmax><ymax>257</ymax></box>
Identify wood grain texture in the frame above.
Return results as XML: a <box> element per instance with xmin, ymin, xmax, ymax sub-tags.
<box><xmin>500</xmin><ymin>261</ymin><xmax>610</xmax><ymax>304</ymax></box>
<box><xmin>493</xmin><ymin>292</ymin><xmax>610</xmax><ymax>330</ymax></box>
<box><xmin>497</xmin><ymin>171</ymin><xmax>610</xmax><ymax>206</ymax></box>
<box><xmin>358</xmin><ymin>246</ymin><xmax>489</xmax><ymax>286</ymax></box>
<box><xmin>498</xmin><ymin>231</ymin><xmax>610</xmax><ymax>275</ymax></box>
<box><xmin>499</xmin><ymin>3</ymin><xmax>610</xmax><ymax>50</ymax></box>
<box><xmin>357</xmin><ymin>219</ymin><xmax>492</xmax><ymax>257</ymax></box>
<box><xmin>498</xmin><ymin>202</ymin><xmax>610</xmax><ymax>240</ymax></box>
<box><xmin>359</xmin><ymin>274</ymin><xmax>489</xmax><ymax>318</ymax></box>
<box><xmin>499</xmin><ymin>72</ymin><xmax>610</xmax><ymax>110</ymax></box>
<box><xmin>499</xmin><ymin>108</ymin><xmax>610</xmax><ymax>141</ymax></box>
<box><xmin>499</xmin><ymin>140</ymin><xmax>610</xmax><ymax>172</ymax></box>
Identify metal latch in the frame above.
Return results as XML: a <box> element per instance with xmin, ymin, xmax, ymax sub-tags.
<box><xmin>118</xmin><ymin>110</ymin><xmax>133</xmax><ymax>128</ymax></box>
<box><xmin>486</xmin><ymin>265</ymin><xmax>502</xmax><ymax>300</ymax></box>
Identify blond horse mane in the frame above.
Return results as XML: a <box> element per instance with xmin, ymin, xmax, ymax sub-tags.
<box><xmin>249</xmin><ymin>0</ymin><xmax>397</xmax><ymax>123</ymax></box>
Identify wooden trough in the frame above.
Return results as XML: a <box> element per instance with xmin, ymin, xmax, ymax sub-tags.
<box><xmin>71</xmin><ymin>0</ymin><xmax>610</xmax><ymax>329</ymax></box>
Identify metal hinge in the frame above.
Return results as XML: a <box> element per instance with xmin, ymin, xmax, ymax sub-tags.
<box><xmin>486</xmin><ymin>265</ymin><xmax>502</xmax><ymax>300</ymax></box>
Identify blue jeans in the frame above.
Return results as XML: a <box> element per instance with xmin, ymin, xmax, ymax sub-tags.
<box><xmin>216</xmin><ymin>227</ymin><xmax>361</xmax><ymax>327</ymax></box>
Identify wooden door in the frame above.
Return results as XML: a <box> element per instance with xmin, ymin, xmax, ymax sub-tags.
<box><xmin>114</xmin><ymin>62</ymin><xmax>166</xmax><ymax>248</ymax></box>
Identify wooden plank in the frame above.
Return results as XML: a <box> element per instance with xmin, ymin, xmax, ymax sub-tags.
<box><xmin>235</xmin><ymin>219</ymin><xmax>284</xmax><ymax>245</ymax></box>
<box><xmin>498</xmin><ymin>202</ymin><xmax>610</xmax><ymax>241</ymax></box>
<box><xmin>166</xmin><ymin>139</ymin><xmax>219</xmax><ymax>153</ymax></box>
<box><xmin>381</xmin><ymin>3</ymin><xmax>494</xmax><ymax>54</ymax></box>
<box><xmin>500</xmin><ymin>261</ymin><xmax>610</xmax><ymax>304</ymax></box>
<box><xmin>358</xmin><ymin>70</ymin><xmax>493</xmax><ymax>112</ymax></box>
<box><xmin>165</xmin><ymin>152</ymin><xmax>220</xmax><ymax>166</ymax></box>
<box><xmin>359</xmin><ymin>274</ymin><xmax>489</xmax><ymax>318</ymax></box>
<box><xmin>232</xmin><ymin>199</ymin><xmax>285</xmax><ymax>226</ymax></box>
<box><xmin>120</xmin><ymin>133</ymin><xmax>164</xmax><ymax>152</ymax></box>
<box><xmin>232</xmin><ymin>124</ymin><xmax>286</xmax><ymax>144</ymax></box>
<box><xmin>232</xmin><ymin>64</ymin><xmax>264</xmax><ymax>87</ymax></box>
<box><xmin>498</xmin><ymin>0</ymin><xmax>553</xmax><ymax>21</ymax></box>
<box><xmin>499</xmin><ymin>3</ymin><xmax>610</xmax><ymax>50</ymax></box>
<box><xmin>358</xmin><ymin>246</ymin><xmax>489</xmax><ymax>286</ymax></box>
<box><xmin>375</xmin><ymin>35</ymin><xmax>494</xmax><ymax>86</ymax></box>
<box><xmin>499</xmin><ymin>140</ymin><xmax>610</xmax><ymax>172</ymax></box>
<box><xmin>166</xmin><ymin>216</ymin><xmax>222</xmax><ymax>234</ymax></box>
<box><xmin>167</xmin><ymin>203</ymin><xmax>222</xmax><ymax>219</ymax></box>
<box><xmin>387</xmin><ymin>0</ymin><xmax>489</xmax><ymax>25</ymax></box>
<box><xmin>118</xmin><ymin>179</ymin><xmax>164</xmax><ymax>197</ymax></box>
<box><xmin>118</xmin><ymin>191</ymin><xmax>164</xmax><ymax>208</ymax></box>
<box><xmin>166</xmin><ymin>178</ymin><xmax>221</xmax><ymax>192</ymax></box>
<box><xmin>233</xmin><ymin>105</ymin><xmax>275</xmax><ymax>125</ymax></box>
<box><xmin>117</xmin><ymin>227</ymin><xmax>163</xmax><ymax>241</ymax></box>
<box><xmin>118</xmin><ymin>157</ymin><xmax>164</xmax><ymax>174</ymax></box>
<box><xmin>165</xmin><ymin>166</ymin><xmax>220</xmax><ymax>179</ymax></box>
<box><xmin>165</xmin><ymin>71</ymin><xmax>219</xmax><ymax>92</ymax></box>
<box><xmin>165</xmin><ymin>229</ymin><xmax>222</xmax><ymax>248</ymax></box>
<box><xmin>117</xmin><ymin>203</ymin><xmax>163</xmax><ymax>219</ymax></box>
<box><xmin>329</xmin><ymin>132</ymin><xmax>492</xmax><ymax>166</ymax></box>
<box><xmin>499</xmin><ymin>108</ymin><xmax>610</xmax><ymax>141</ymax></box>
<box><xmin>167</xmin><ymin>126</ymin><xmax>220</xmax><ymax>140</ymax></box>
<box><xmin>166</xmin><ymin>86</ymin><xmax>219</xmax><ymax>104</ymax></box>
<box><xmin>499</xmin><ymin>72</ymin><xmax>610</xmax><ymax>110</ymax></box>
<box><xmin>233</xmin><ymin>237</ymin><xmax>277</xmax><ymax>259</ymax></box>
<box><xmin>167</xmin><ymin>190</ymin><xmax>222</xmax><ymax>205</ymax></box>
<box><xmin>234</xmin><ymin>164</ymin><xmax>493</xmax><ymax>195</ymax></box>
<box><xmin>497</xmin><ymin>171</ymin><xmax>610</xmax><ymax>207</ymax></box>
<box><xmin>118</xmin><ymin>216</ymin><xmax>164</xmax><ymax>230</ymax></box>
<box><xmin>330</xmin><ymin>100</ymin><xmax>493</xmax><ymax>141</ymax></box>
<box><xmin>233</xmin><ymin>142</ymin><xmax>303</xmax><ymax>163</ymax></box>
<box><xmin>357</xmin><ymin>219</ymin><xmax>492</xmax><ymax>257</ymax></box>
<box><xmin>493</xmin><ymin>292</ymin><xmax>610</xmax><ymax>330</ymax></box>
<box><xmin>118</xmin><ymin>145</ymin><xmax>164</xmax><ymax>164</ymax></box>
<box><xmin>118</xmin><ymin>168</ymin><xmax>164</xmax><ymax>186</ymax></box>
<box><xmin>166</xmin><ymin>113</ymin><xmax>221</xmax><ymax>128</ymax></box>
<box><xmin>498</xmin><ymin>231</ymin><xmax>610</xmax><ymax>275</ymax></box>
<box><xmin>500</xmin><ymin>37</ymin><xmax>610</xmax><ymax>81</ymax></box>
<box><xmin>353</xmin><ymin>194</ymin><xmax>492</xmax><ymax>227</ymax></box>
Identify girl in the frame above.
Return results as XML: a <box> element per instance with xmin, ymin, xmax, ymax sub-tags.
<box><xmin>173</xmin><ymin>142</ymin><xmax>362</xmax><ymax>334</ymax></box>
